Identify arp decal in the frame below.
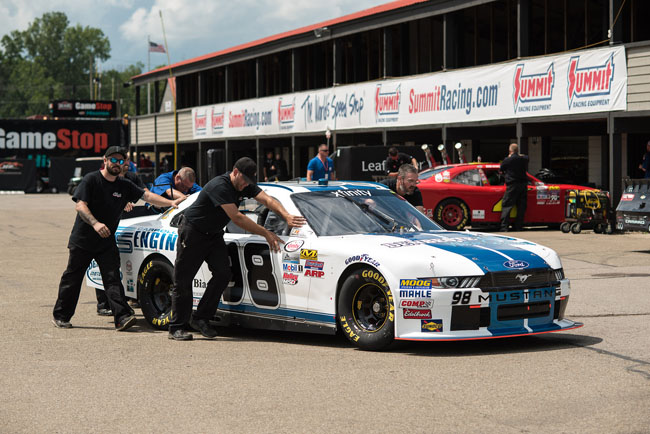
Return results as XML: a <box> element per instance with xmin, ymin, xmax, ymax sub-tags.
<box><xmin>421</xmin><ymin>319</ymin><xmax>443</xmax><ymax>332</ymax></box>
<box><xmin>305</xmin><ymin>269</ymin><xmax>324</xmax><ymax>278</ymax></box>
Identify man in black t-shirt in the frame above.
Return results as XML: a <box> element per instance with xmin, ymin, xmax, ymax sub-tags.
<box><xmin>499</xmin><ymin>143</ymin><xmax>530</xmax><ymax>231</ymax></box>
<box><xmin>380</xmin><ymin>164</ymin><xmax>424</xmax><ymax>212</ymax></box>
<box><xmin>52</xmin><ymin>146</ymin><xmax>185</xmax><ymax>331</ymax></box>
<box><xmin>169</xmin><ymin>157</ymin><xmax>306</xmax><ymax>341</ymax></box>
<box><xmin>385</xmin><ymin>147</ymin><xmax>418</xmax><ymax>177</ymax></box>
<box><xmin>95</xmin><ymin>155</ymin><xmax>151</xmax><ymax>315</ymax></box>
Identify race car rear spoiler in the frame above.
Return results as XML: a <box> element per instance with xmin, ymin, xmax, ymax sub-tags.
<box><xmin>616</xmin><ymin>178</ymin><xmax>650</xmax><ymax>232</ymax></box>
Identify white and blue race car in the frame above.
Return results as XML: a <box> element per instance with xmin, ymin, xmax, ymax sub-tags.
<box><xmin>87</xmin><ymin>180</ymin><xmax>583</xmax><ymax>350</ymax></box>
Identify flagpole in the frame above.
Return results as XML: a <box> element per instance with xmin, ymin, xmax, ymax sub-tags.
<box><xmin>147</xmin><ymin>35</ymin><xmax>151</xmax><ymax>115</ymax></box>
<box><xmin>159</xmin><ymin>10</ymin><xmax>177</xmax><ymax>171</ymax></box>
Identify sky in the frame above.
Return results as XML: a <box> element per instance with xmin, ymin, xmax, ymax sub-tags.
<box><xmin>0</xmin><ymin>0</ymin><xmax>389</xmax><ymax>72</ymax></box>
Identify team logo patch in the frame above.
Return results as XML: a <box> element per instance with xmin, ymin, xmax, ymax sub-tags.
<box><xmin>503</xmin><ymin>260</ymin><xmax>529</xmax><ymax>269</ymax></box>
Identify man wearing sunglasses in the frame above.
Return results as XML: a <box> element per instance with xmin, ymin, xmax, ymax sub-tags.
<box><xmin>52</xmin><ymin>146</ymin><xmax>186</xmax><ymax>332</ymax></box>
<box><xmin>306</xmin><ymin>144</ymin><xmax>336</xmax><ymax>181</ymax></box>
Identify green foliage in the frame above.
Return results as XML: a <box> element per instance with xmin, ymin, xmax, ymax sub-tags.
<box><xmin>0</xmin><ymin>11</ymin><xmax>142</xmax><ymax>118</ymax></box>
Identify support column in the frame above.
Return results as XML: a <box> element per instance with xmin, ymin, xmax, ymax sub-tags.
<box><xmin>255</xmin><ymin>138</ymin><xmax>261</xmax><ymax>180</ymax></box>
<box><xmin>382</xmin><ymin>28</ymin><xmax>391</xmax><ymax>78</ymax></box>
<box><xmin>291</xmin><ymin>136</ymin><xmax>298</xmax><ymax>180</ymax></box>
<box><xmin>609</xmin><ymin>0</ymin><xmax>624</xmax><ymax>45</ymax></box>
<box><xmin>608</xmin><ymin>116</ymin><xmax>622</xmax><ymax>206</ymax></box>
<box><xmin>517</xmin><ymin>0</ymin><xmax>530</xmax><ymax>58</ymax></box>
<box><xmin>225</xmin><ymin>140</ymin><xmax>231</xmax><ymax>171</ymax></box>
<box><xmin>197</xmin><ymin>141</ymin><xmax>204</xmax><ymax>185</ymax></box>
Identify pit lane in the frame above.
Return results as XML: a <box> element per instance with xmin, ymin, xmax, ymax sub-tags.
<box><xmin>0</xmin><ymin>194</ymin><xmax>648</xmax><ymax>433</ymax></box>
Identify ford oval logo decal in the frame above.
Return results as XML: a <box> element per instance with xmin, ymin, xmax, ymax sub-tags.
<box><xmin>503</xmin><ymin>260</ymin><xmax>529</xmax><ymax>269</ymax></box>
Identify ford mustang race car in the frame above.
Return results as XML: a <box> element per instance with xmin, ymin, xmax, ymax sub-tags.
<box><xmin>418</xmin><ymin>163</ymin><xmax>594</xmax><ymax>230</ymax></box>
<box><xmin>87</xmin><ymin>180</ymin><xmax>582</xmax><ymax>350</ymax></box>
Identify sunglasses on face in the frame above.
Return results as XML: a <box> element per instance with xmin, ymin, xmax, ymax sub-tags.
<box><xmin>109</xmin><ymin>157</ymin><xmax>125</xmax><ymax>165</ymax></box>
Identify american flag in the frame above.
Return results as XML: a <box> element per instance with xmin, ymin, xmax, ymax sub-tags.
<box><xmin>149</xmin><ymin>41</ymin><xmax>165</xmax><ymax>53</ymax></box>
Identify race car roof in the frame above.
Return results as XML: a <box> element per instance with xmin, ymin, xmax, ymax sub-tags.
<box><xmin>259</xmin><ymin>180</ymin><xmax>389</xmax><ymax>193</ymax></box>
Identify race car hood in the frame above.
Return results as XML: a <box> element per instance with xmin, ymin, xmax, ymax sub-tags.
<box><xmin>359</xmin><ymin>230</ymin><xmax>559</xmax><ymax>275</ymax></box>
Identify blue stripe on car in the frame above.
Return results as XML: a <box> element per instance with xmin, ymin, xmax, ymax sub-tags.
<box><xmin>374</xmin><ymin>231</ymin><xmax>549</xmax><ymax>272</ymax></box>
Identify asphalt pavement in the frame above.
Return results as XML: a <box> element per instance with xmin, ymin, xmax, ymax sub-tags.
<box><xmin>0</xmin><ymin>194</ymin><xmax>648</xmax><ymax>433</ymax></box>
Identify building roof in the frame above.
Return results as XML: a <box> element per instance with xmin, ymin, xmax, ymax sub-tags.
<box><xmin>133</xmin><ymin>0</ymin><xmax>429</xmax><ymax>81</ymax></box>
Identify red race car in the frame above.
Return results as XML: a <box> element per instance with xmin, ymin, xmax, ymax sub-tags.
<box><xmin>418</xmin><ymin>163</ymin><xmax>594</xmax><ymax>230</ymax></box>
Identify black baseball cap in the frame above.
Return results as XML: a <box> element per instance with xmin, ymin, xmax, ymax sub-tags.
<box><xmin>234</xmin><ymin>157</ymin><xmax>257</xmax><ymax>186</ymax></box>
<box><xmin>104</xmin><ymin>146</ymin><xmax>127</xmax><ymax>159</ymax></box>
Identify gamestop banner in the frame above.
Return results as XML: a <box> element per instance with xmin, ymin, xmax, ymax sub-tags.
<box><xmin>0</xmin><ymin>119</ymin><xmax>123</xmax><ymax>158</ymax></box>
<box><xmin>192</xmin><ymin>46</ymin><xmax>626</xmax><ymax>139</ymax></box>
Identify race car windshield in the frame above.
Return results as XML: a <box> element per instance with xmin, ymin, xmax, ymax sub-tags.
<box><xmin>291</xmin><ymin>189</ymin><xmax>441</xmax><ymax>236</ymax></box>
<box><xmin>418</xmin><ymin>166</ymin><xmax>451</xmax><ymax>180</ymax></box>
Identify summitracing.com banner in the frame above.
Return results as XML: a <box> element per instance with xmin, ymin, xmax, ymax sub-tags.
<box><xmin>192</xmin><ymin>46</ymin><xmax>627</xmax><ymax>140</ymax></box>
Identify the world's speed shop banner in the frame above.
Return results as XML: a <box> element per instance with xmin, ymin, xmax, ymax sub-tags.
<box><xmin>192</xmin><ymin>46</ymin><xmax>626</xmax><ymax>140</ymax></box>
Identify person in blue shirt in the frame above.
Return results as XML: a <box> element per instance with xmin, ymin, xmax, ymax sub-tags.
<box><xmin>306</xmin><ymin>144</ymin><xmax>336</xmax><ymax>181</ymax></box>
<box><xmin>150</xmin><ymin>167</ymin><xmax>202</xmax><ymax>201</ymax></box>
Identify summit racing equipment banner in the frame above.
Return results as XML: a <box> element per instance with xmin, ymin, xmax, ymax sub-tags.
<box><xmin>192</xmin><ymin>46</ymin><xmax>626</xmax><ymax>139</ymax></box>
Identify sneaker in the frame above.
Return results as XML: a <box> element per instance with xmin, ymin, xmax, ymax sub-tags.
<box><xmin>189</xmin><ymin>317</ymin><xmax>218</xmax><ymax>339</ymax></box>
<box><xmin>97</xmin><ymin>308</ymin><xmax>113</xmax><ymax>316</ymax></box>
<box><xmin>168</xmin><ymin>329</ymin><xmax>193</xmax><ymax>341</ymax></box>
<box><xmin>116</xmin><ymin>315</ymin><xmax>136</xmax><ymax>331</ymax></box>
<box><xmin>52</xmin><ymin>318</ymin><xmax>72</xmax><ymax>328</ymax></box>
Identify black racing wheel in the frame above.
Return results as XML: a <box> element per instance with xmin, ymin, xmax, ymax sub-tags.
<box><xmin>138</xmin><ymin>257</ymin><xmax>174</xmax><ymax>330</ymax></box>
<box><xmin>337</xmin><ymin>268</ymin><xmax>395</xmax><ymax>351</ymax></box>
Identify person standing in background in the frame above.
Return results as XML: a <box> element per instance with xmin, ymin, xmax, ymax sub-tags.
<box><xmin>306</xmin><ymin>144</ymin><xmax>335</xmax><ymax>181</ymax></box>
<box><xmin>499</xmin><ymin>143</ymin><xmax>529</xmax><ymax>232</ymax></box>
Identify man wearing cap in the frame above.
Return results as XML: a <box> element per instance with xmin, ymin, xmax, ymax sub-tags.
<box><xmin>168</xmin><ymin>157</ymin><xmax>306</xmax><ymax>341</ymax></box>
<box><xmin>52</xmin><ymin>146</ymin><xmax>186</xmax><ymax>331</ymax></box>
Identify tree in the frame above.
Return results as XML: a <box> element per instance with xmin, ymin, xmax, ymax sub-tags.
<box><xmin>0</xmin><ymin>11</ymin><xmax>111</xmax><ymax>117</ymax></box>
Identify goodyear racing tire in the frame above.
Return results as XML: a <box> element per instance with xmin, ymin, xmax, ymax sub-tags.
<box><xmin>138</xmin><ymin>257</ymin><xmax>174</xmax><ymax>330</ymax></box>
<box><xmin>434</xmin><ymin>198</ymin><xmax>470</xmax><ymax>231</ymax></box>
<box><xmin>337</xmin><ymin>268</ymin><xmax>395</xmax><ymax>351</ymax></box>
